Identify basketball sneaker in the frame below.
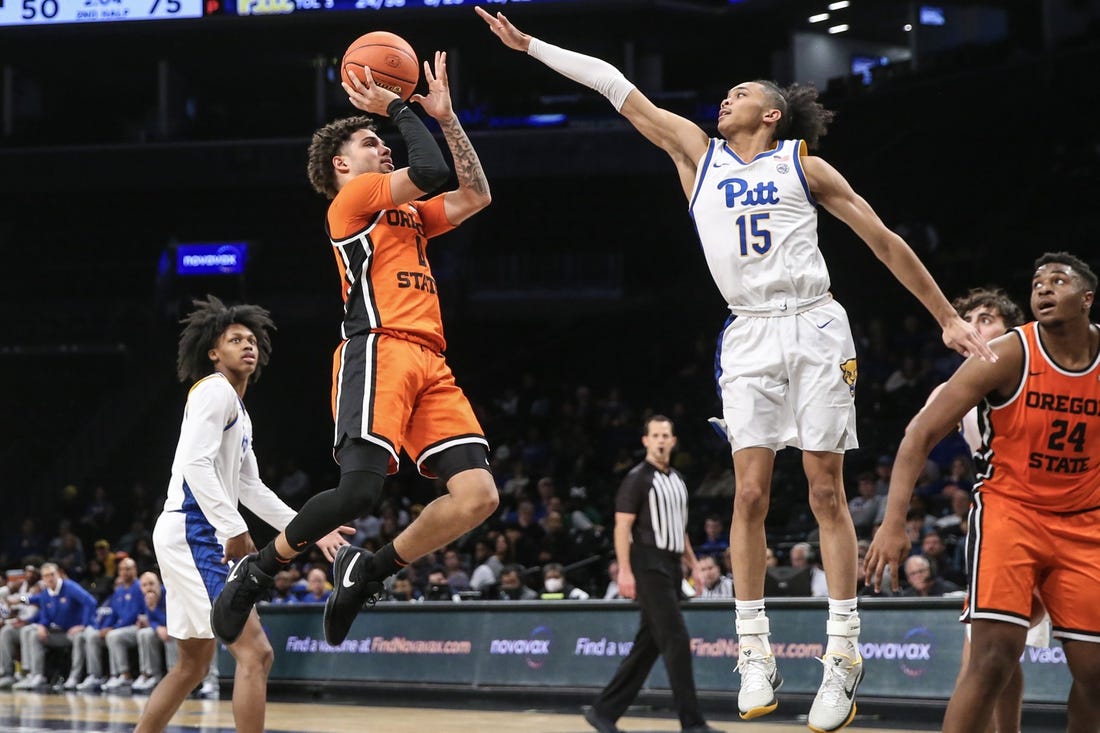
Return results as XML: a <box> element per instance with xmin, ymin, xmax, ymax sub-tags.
<box><xmin>209</xmin><ymin>554</ymin><xmax>273</xmax><ymax>645</ymax></box>
<box><xmin>807</xmin><ymin>651</ymin><xmax>864</xmax><ymax>732</ymax></box>
<box><xmin>324</xmin><ymin>546</ymin><xmax>386</xmax><ymax>645</ymax></box>
<box><xmin>736</xmin><ymin>645</ymin><xmax>782</xmax><ymax>719</ymax></box>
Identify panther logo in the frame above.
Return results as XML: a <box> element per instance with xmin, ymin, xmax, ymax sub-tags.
<box><xmin>840</xmin><ymin>358</ymin><xmax>858</xmax><ymax>397</ymax></box>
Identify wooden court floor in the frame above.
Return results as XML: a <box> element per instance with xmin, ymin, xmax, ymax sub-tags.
<box><xmin>0</xmin><ymin>689</ymin><xmax>951</xmax><ymax>733</ymax></box>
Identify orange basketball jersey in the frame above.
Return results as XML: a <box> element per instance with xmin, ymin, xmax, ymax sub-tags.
<box><xmin>326</xmin><ymin>172</ymin><xmax>456</xmax><ymax>351</ymax></box>
<box><xmin>974</xmin><ymin>321</ymin><xmax>1100</xmax><ymax>512</ymax></box>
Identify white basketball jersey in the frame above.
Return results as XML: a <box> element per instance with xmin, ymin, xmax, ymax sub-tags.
<box><xmin>161</xmin><ymin>372</ymin><xmax>295</xmax><ymax>545</ymax></box>
<box><xmin>688</xmin><ymin>138</ymin><xmax>831</xmax><ymax>310</ymax></box>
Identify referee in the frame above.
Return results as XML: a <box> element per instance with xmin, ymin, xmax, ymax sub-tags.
<box><xmin>584</xmin><ymin>416</ymin><xmax>719</xmax><ymax>733</ymax></box>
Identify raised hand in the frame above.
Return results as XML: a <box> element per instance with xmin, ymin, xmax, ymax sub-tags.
<box><xmin>341</xmin><ymin>64</ymin><xmax>400</xmax><ymax>116</ymax></box>
<box><xmin>409</xmin><ymin>51</ymin><xmax>453</xmax><ymax>121</ymax></box>
<box><xmin>474</xmin><ymin>7</ymin><xmax>532</xmax><ymax>52</ymax></box>
<box><xmin>942</xmin><ymin>315</ymin><xmax>997</xmax><ymax>362</ymax></box>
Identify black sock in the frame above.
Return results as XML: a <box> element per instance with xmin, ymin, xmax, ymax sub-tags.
<box><xmin>255</xmin><ymin>542</ymin><xmax>293</xmax><ymax>576</ymax></box>
<box><xmin>367</xmin><ymin>543</ymin><xmax>408</xmax><ymax>580</ymax></box>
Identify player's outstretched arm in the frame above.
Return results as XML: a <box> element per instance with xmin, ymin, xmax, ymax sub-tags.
<box><xmin>410</xmin><ymin>51</ymin><xmax>491</xmax><ymax>225</ymax></box>
<box><xmin>865</xmin><ymin>334</ymin><xmax>1021</xmax><ymax>592</ymax></box>
<box><xmin>803</xmin><ymin>155</ymin><xmax>997</xmax><ymax>362</ymax></box>
<box><xmin>476</xmin><ymin>8</ymin><xmax>708</xmax><ymax>197</ymax></box>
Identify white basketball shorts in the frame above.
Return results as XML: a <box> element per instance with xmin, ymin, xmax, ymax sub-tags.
<box><xmin>152</xmin><ymin>511</ymin><xmax>228</xmax><ymax>640</ymax></box>
<box><xmin>716</xmin><ymin>298</ymin><xmax>859</xmax><ymax>453</ymax></box>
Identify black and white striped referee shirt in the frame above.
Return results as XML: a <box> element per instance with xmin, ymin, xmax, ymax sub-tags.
<box><xmin>615</xmin><ymin>460</ymin><xmax>688</xmax><ymax>554</ymax></box>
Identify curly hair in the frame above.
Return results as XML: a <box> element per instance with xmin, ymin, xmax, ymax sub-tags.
<box><xmin>754</xmin><ymin>80</ymin><xmax>835</xmax><ymax>150</ymax></box>
<box><xmin>952</xmin><ymin>287</ymin><xmax>1025</xmax><ymax>329</ymax></box>
<box><xmin>176</xmin><ymin>295</ymin><xmax>275</xmax><ymax>384</ymax></box>
<box><xmin>1034</xmin><ymin>251</ymin><xmax>1098</xmax><ymax>292</ymax></box>
<box><xmin>306</xmin><ymin>115</ymin><xmax>378</xmax><ymax>200</ymax></box>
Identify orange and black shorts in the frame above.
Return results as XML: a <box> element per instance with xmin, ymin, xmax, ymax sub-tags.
<box><xmin>964</xmin><ymin>491</ymin><xmax>1100</xmax><ymax>643</ymax></box>
<box><xmin>332</xmin><ymin>332</ymin><xmax>487</xmax><ymax>477</ymax></box>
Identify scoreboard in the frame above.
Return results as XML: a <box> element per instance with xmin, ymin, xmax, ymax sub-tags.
<box><xmin>0</xmin><ymin>0</ymin><xmax>573</xmax><ymax>26</ymax></box>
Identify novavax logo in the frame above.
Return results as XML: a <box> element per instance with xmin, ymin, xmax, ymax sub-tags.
<box><xmin>858</xmin><ymin>627</ymin><xmax>934</xmax><ymax>678</ymax></box>
<box><xmin>489</xmin><ymin>625</ymin><xmax>553</xmax><ymax>670</ymax></box>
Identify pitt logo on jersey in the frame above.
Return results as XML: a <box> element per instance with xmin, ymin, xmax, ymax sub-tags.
<box><xmin>717</xmin><ymin>178</ymin><xmax>781</xmax><ymax>209</ymax></box>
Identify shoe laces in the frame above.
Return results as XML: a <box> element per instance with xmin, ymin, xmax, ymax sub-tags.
<box><xmin>816</xmin><ymin>655</ymin><xmax>853</xmax><ymax>707</ymax></box>
<box><xmin>736</xmin><ymin>653</ymin><xmax>775</xmax><ymax>694</ymax></box>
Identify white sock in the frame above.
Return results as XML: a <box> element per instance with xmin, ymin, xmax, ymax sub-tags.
<box><xmin>826</xmin><ymin>597</ymin><xmax>860</xmax><ymax>655</ymax></box>
<box><xmin>736</xmin><ymin>599</ymin><xmax>772</xmax><ymax>654</ymax></box>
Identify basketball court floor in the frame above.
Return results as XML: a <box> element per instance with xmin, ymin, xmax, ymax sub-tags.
<box><xmin>0</xmin><ymin>689</ymin><xmax>1068</xmax><ymax>732</ymax></box>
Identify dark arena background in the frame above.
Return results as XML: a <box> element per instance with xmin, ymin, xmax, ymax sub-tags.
<box><xmin>1</xmin><ymin>0</ymin><xmax>1097</xmax><ymax>731</ymax></box>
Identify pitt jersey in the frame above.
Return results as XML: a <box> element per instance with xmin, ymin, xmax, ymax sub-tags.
<box><xmin>161</xmin><ymin>373</ymin><xmax>296</xmax><ymax>545</ymax></box>
<box><xmin>688</xmin><ymin>138</ymin><xmax>830</xmax><ymax>311</ymax></box>
<box><xmin>327</xmin><ymin>172</ymin><xmax>456</xmax><ymax>352</ymax></box>
<box><xmin>975</xmin><ymin>322</ymin><xmax>1100</xmax><ymax>513</ymax></box>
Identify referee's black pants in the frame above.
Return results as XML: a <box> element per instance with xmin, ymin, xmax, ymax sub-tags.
<box><xmin>592</xmin><ymin>545</ymin><xmax>705</xmax><ymax>728</ymax></box>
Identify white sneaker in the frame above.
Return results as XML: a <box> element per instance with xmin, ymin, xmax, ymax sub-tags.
<box><xmin>76</xmin><ymin>675</ymin><xmax>106</xmax><ymax>691</ymax></box>
<box><xmin>197</xmin><ymin>680</ymin><xmax>219</xmax><ymax>698</ymax></box>
<box><xmin>12</xmin><ymin>673</ymin><xmax>47</xmax><ymax>690</ymax></box>
<box><xmin>102</xmin><ymin>675</ymin><xmax>132</xmax><ymax>691</ymax></box>
<box><xmin>736</xmin><ymin>645</ymin><xmax>782</xmax><ymax>720</ymax></box>
<box><xmin>0</xmin><ymin>674</ymin><xmax>15</xmax><ymax>689</ymax></box>
<box><xmin>62</xmin><ymin>674</ymin><xmax>81</xmax><ymax>690</ymax></box>
<box><xmin>132</xmin><ymin>675</ymin><xmax>161</xmax><ymax>692</ymax></box>
<box><xmin>807</xmin><ymin>651</ymin><xmax>864</xmax><ymax>732</ymax></box>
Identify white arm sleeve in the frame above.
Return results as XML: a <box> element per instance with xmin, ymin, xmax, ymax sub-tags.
<box><xmin>238</xmin><ymin>449</ymin><xmax>298</xmax><ymax>532</ymax></box>
<box><xmin>178</xmin><ymin>383</ymin><xmax>250</xmax><ymax>539</ymax></box>
<box><xmin>527</xmin><ymin>37</ymin><xmax>636</xmax><ymax>112</ymax></box>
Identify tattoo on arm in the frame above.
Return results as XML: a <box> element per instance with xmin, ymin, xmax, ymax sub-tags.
<box><xmin>439</xmin><ymin>115</ymin><xmax>489</xmax><ymax>195</ymax></box>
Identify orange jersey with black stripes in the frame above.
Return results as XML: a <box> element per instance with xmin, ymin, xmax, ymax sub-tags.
<box><xmin>327</xmin><ymin>172</ymin><xmax>456</xmax><ymax>351</ymax></box>
<box><xmin>974</xmin><ymin>322</ymin><xmax>1100</xmax><ymax>512</ymax></box>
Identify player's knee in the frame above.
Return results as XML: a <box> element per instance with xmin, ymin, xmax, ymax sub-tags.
<box><xmin>337</xmin><ymin>470</ymin><xmax>384</xmax><ymax>515</ymax></box>
<box><xmin>733</xmin><ymin>484</ymin><xmax>768</xmax><ymax>517</ymax></box>
<box><xmin>807</xmin><ymin>481</ymin><xmax>845</xmax><ymax>516</ymax></box>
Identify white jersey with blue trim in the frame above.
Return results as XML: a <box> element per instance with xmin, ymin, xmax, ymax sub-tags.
<box><xmin>161</xmin><ymin>372</ymin><xmax>296</xmax><ymax>545</ymax></box>
<box><xmin>688</xmin><ymin>138</ymin><xmax>831</xmax><ymax>311</ymax></box>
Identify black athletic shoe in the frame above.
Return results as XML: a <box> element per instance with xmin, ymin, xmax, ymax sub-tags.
<box><xmin>209</xmin><ymin>554</ymin><xmax>273</xmax><ymax>645</ymax></box>
<box><xmin>583</xmin><ymin>707</ymin><xmax>621</xmax><ymax>733</ymax></box>
<box><xmin>324</xmin><ymin>546</ymin><xmax>385</xmax><ymax>645</ymax></box>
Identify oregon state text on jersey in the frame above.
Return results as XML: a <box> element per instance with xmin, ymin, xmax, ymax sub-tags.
<box><xmin>688</xmin><ymin>138</ymin><xmax>830</xmax><ymax>310</ymax></box>
<box><xmin>326</xmin><ymin>172</ymin><xmax>456</xmax><ymax>351</ymax></box>
<box><xmin>974</xmin><ymin>322</ymin><xmax>1100</xmax><ymax>512</ymax></box>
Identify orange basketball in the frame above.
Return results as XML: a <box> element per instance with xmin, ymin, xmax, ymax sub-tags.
<box><xmin>340</xmin><ymin>31</ymin><xmax>419</xmax><ymax>101</ymax></box>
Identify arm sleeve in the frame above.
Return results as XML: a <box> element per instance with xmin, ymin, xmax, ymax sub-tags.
<box><xmin>237</xmin><ymin>448</ymin><xmax>298</xmax><ymax>531</ymax></box>
<box><xmin>387</xmin><ymin>98</ymin><xmax>450</xmax><ymax>192</ymax></box>
<box><xmin>527</xmin><ymin>38</ymin><xmax>636</xmax><ymax>112</ymax></box>
<box><xmin>177</xmin><ymin>381</ymin><xmax>250</xmax><ymax>539</ymax></box>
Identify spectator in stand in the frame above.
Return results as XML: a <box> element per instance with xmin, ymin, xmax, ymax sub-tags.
<box><xmin>387</xmin><ymin>572</ymin><xmax>421</xmax><ymax>602</ymax></box>
<box><xmin>275</xmin><ymin>458</ymin><xmax>312</xmax><ymax>508</ymax></box>
<box><xmin>441</xmin><ymin>547</ymin><xmax>471</xmax><ymax>593</ymax></box>
<box><xmin>466</xmin><ymin>536</ymin><xmax>497</xmax><ymax>593</ymax></box>
<box><xmin>537</xmin><ymin>511</ymin><xmax>576</xmax><ymax>567</ymax></box>
<box><xmin>900</xmin><ymin>555</ymin><xmax>960</xmax><ymax>597</ymax></box>
<box><xmin>873</xmin><ymin>455</ymin><xmax>893</xmax><ymax>496</ymax></box>
<box><xmin>131</xmin><ymin>537</ymin><xmax>158</xmax><ymax>576</ymax></box>
<box><xmin>539</xmin><ymin>562</ymin><xmax>589</xmax><ymax>600</ymax></box>
<box><xmin>532</xmin><ymin>476</ymin><xmax>557</xmax><ymax>520</ymax></box>
<box><xmin>847</xmin><ymin>472</ymin><xmax>884</xmax><ymax>539</ymax></box>
<box><xmin>510</xmin><ymin>500</ymin><xmax>545</xmax><ymax>568</ymax></box>
<box><xmin>0</xmin><ymin>565</ymin><xmax>41</xmax><ymax>689</ymax></box>
<box><xmin>115</xmin><ymin>519</ymin><xmax>152</xmax><ymax>556</ymax></box>
<box><xmin>297</xmin><ymin>568</ymin><xmax>332</xmax><ymax>604</ymax></box>
<box><xmin>265</xmin><ymin>572</ymin><xmax>299</xmax><ymax>606</ymax></box>
<box><xmin>100</xmin><ymin>557</ymin><xmax>145</xmax><ymax>691</ymax></box>
<box><xmin>12</xmin><ymin>563</ymin><xmax>97</xmax><ymax>691</ymax></box>
<box><xmin>91</xmin><ymin>540</ymin><xmax>118</xmax><ymax>580</ymax></box>
<box><xmin>423</xmin><ymin>567</ymin><xmax>453</xmax><ymax>602</ymax></box>
<box><xmin>694</xmin><ymin>514</ymin><xmax>729</xmax><ymax>557</ymax></box>
<box><xmin>47</xmin><ymin>521</ymin><xmax>86</xmax><ymax>580</ymax></box>
<box><xmin>133</xmin><ymin>572</ymin><xmax>167</xmax><ymax>693</ymax></box>
<box><xmin>497</xmin><ymin>565</ymin><xmax>537</xmax><ymax>601</ymax></box>
<box><xmin>696</xmin><ymin>555</ymin><xmax>733</xmax><ymax>599</ymax></box>
<box><xmin>790</xmin><ymin>543</ymin><xmax>828</xmax><ymax>598</ymax></box>
<box><xmin>81</xmin><ymin>557</ymin><xmax>114</xmax><ymax>604</ymax></box>
<box><xmin>920</xmin><ymin>532</ymin><xmax>965</xmax><ymax>588</ymax></box>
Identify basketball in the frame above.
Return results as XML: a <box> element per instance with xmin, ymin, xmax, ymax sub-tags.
<box><xmin>340</xmin><ymin>31</ymin><xmax>419</xmax><ymax>101</ymax></box>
